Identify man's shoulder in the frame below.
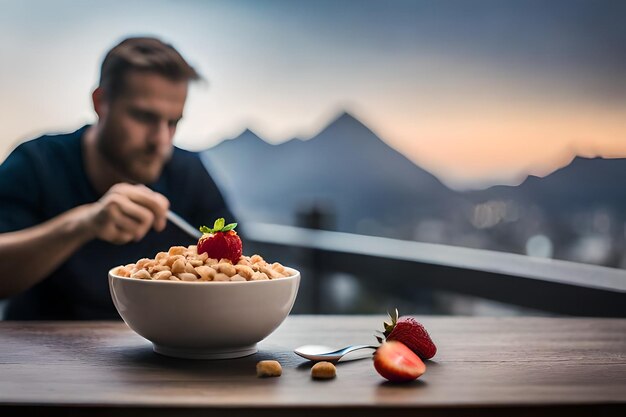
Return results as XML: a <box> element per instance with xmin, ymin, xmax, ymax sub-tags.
<box><xmin>169</xmin><ymin>146</ymin><xmax>204</xmax><ymax>170</ymax></box>
<box><xmin>16</xmin><ymin>125</ymin><xmax>88</xmax><ymax>157</ymax></box>
<box><xmin>171</xmin><ymin>146</ymin><xmax>200</xmax><ymax>159</ymax></box>
<box><xmin>162</xmin><ymin>147</ymin><xmax>217</xmax><ymax>187</ymax></box>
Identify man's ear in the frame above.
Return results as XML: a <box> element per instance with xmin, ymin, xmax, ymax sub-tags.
<box><xmin>92</xmin><ymin>87</ymin><xmax>107</xmax><ymax>118</ymax></box>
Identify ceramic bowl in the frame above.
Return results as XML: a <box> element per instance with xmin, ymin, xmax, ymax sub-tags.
<box><xmin>109</xmin><ymin>268</ymin><xmax>300</xmax><ymax>359</ymax></box>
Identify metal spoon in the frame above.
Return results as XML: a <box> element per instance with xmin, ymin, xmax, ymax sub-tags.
<box><xmin>166</xmin><ymin>210</ymin><xmax>202</xmax><ymax>240</ymax></box>
<box><xmin>294</xmin><ymin>344</ymin><xmax>377</xmax><ymax>361</ymax></box>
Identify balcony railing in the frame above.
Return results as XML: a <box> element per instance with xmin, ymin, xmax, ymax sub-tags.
<box><xmin>243</xmin><ymin>223</ymin><xmax>626</xmax><ymax>317</ymax></box>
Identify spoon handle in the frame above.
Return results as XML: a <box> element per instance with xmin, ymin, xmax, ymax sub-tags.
<box><xmin>343</xmin><ymin>345</ymin><xmax>378</xmax><ymax>355</ymax></box>
<box><xmin>167</xmin><ymin>210</ymin><xmax>202</xmax><ymax>240</ymax></box>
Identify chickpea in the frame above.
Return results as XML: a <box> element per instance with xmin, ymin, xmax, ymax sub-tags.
<box><xmin>131</xmin><ymin>269</ymin><xmax>151</xmax><ymax>280</ymax></box>
<box><xmin>171</xmin><ymin>258</ymin><xmax>186</xmax><ymax>275</ymax></box>
<box><xmin>178</xmin><ymin>272</ymin><xmax>198</xmax><ymax>282</ymax></box>
<box><xmin>153</xmin><ymin>270</ymin><xmax>172</xmax><ymax>280</ymax></box>
<box><xmin>195</xmin><ymin>266</ymin><xmax>216</xmax><ymax>281</ymax></box>
<box><xmin>311</xmin><ymin>361</ymin><xmax>336</xmax><ymax>379</ymax></box>
<box><xmin>215</xmin><ymin>263</ymin><xmax>237</xmax><ymax>277</ymax></box>
<box><xmin>230</xmin><ymin>274</ymin><xmax>247</xmax><ymax>282</ymax></box>
<box><xmin>168</xmin><ymin>246</ymin><xmax>186</xmax><ymax>256</ymax></box>
<box><xmin>256</xmin><ymin>360</ymin><xmax>282</xmax><ymax>377</ymax></box>
<box><xmin>235</xmin><ymin>265</ymin><xmax>254</xmax><ymax>279</ymax></box>
<box><xmin>213</xmin><ymin>273</ymin><xmax>230</xmax><ymax>282</ymax></box>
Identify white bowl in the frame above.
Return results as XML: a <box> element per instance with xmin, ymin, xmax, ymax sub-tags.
<box><xmin>109</xmin><ymin>267</ymin><xmax>300</xmax><ymax>359</ymax></box>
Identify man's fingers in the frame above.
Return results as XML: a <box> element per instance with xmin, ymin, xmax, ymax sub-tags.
<box><xmin>111</xmin><ymin>225</ymin><xmax>136</xmax><ymax>245</ymax></box>
<box><xmin>111</xmin><ymin>199</ymin><xmax>154</xmax><ymax>240</ymax></box>
<box><xmin>108</xmin><ymin>183</ymin><xmax>169</xmax><ymax>232</ymax></box>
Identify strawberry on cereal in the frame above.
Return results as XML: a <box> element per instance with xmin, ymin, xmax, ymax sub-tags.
<box><xmin>111</xmin><ymin>218</ymin><xmax>292</xmax><ymax>283</ymax></box>
<box><xmin>197</xmin><ymin>218</ymin><xmax>242</xmax><ymax>264</ymax></box>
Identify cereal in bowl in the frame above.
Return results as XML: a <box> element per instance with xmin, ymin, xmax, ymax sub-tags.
<box><xmin>112</xmin><ymin>246</ymin><xmax>291</xmax><ymax>282</ymax></box>
<box><xmin>113</xmin><ymin>218</ymin><xmax>292</xmax><ymax>282</ymax></box>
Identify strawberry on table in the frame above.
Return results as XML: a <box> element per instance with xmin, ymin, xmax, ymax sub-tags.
<box><xmin>376</xmin><ymin>308</ymin><xmax>437</xmax><ymax>360</ymax></box>
<box><xmin>197</xmin><ymin>218</ymin><xmax>242</xmax><ymax>264</ymax></box>
<box><xmin>373</xmin><ymin>340</ymin><xmax>426</xmax><ymax>382</ymax></box>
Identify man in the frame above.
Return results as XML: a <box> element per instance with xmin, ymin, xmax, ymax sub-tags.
<box><xmin>0</xmin><ymin>37</ymin><xmax>234</xmax><ymax>320</ymax></box>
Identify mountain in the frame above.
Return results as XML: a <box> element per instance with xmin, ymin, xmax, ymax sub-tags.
<box><xmin>472</xmin><ymin>156</ymin><xmax>626</xmax><ymax>211</ymax></box>
<box><xmin>202</xmin><ymin>112</ymin><xmax>464</xmax><ymax>236</ymax></box>
<box><xmin>202</xmin><ymin>111</ymin><xmax>626</xmax><ymax>266</ymax></box>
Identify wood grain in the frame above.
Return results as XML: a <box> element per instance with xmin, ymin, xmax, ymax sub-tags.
<box><xmin>0</xmin><ymin>316</ymin><xmax>625</xmax><ymax>416</ymax></box>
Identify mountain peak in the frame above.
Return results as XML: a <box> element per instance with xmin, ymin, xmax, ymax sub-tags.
<box><xmin>326</xmin><ymin>110</ymin><xmax>369</xmax><ymax>130</ymax></box>
<box><xmin>207</xmin><ymin>127</ymin><xmax>269</xmax><ymax>152</ymax></box>
<box><xmin>314</xmin><ymin>110</ymin><xmax>379</xmax><ymax>142</ymax></box>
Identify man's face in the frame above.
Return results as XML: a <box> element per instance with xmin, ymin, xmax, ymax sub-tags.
<box><xmin>95</xmin><ymin>71</ymin><xmax>188</xmax><ymax>184</ymax></box>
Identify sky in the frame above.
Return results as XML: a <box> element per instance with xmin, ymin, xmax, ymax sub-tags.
<box><xmin>1</xmin><ymin>0</ymin><xmax>625</xmax><ymax>189</ymax></box>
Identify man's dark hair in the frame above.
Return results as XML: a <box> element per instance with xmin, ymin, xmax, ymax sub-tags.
<box><xmin>99</xmin><ymin>37</ymin><xmax>201</xmax><ymax>99</ymax></box>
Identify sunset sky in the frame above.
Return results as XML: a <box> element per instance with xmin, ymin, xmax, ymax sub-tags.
<box><xmin>1</xmin><ymin>0</ymin><xmax>625</xmax><ymax>189</ymax></box>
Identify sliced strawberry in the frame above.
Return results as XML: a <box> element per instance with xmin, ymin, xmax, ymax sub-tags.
<box><xmin>197</xmin><ymin>218</ymin><xmax>242</xmax><ymax>263</ymax></box>
<box><xmin>373</xmin><ymin>340</ymin><xmax>426</xmax><ymax>382</ymax></box>
<box><xmin>376</xmin><ymin>309</ymin><xmax>437</xmax><ymax>360</ymax></box>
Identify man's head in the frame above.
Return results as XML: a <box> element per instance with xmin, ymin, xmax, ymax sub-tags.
<box><xmin>92</xmin><ymin>37</ymin><xmax>200</xmax><ymax>184</ymax></box>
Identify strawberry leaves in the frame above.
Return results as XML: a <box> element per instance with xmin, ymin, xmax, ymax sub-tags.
<box><xmin>199</xmin><ymin>218</ymin><xmax>238</xmax><ymax>234</ymax></box>
<box><xmin>375</xmin><ymin>308</ymin><xmax>399</xmax><ymax>343</ymax></box>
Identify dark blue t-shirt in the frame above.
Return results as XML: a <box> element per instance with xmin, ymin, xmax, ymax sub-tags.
<box><xmin>0</xmin><ymin>126</ymin><xmax>234</xmax><ymax>320</ymax></box>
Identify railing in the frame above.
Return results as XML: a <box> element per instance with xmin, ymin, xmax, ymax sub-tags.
<box><xmin>243</xmin><ymin>223</ymin><xmax>626</xmax><ymax>317</ymax></box>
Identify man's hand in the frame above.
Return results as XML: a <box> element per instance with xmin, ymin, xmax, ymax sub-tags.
<box><xmin>84</xmin><ymin>183</ymin><xmax>170</xmax><ymax>244</ymax></box>
<box><xmin>0</xmin><ymin>183</ymin><xmax>170</xmax><ymax>298</ymax></box>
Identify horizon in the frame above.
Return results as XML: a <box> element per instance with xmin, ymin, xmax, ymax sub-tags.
<box><xmin>1</xmin><ymin>0</ymin><xmax>625</xmax><ymax>188</ymax></box>
<box><xmin>211</xmin><ymin>109</ymin><xmax>625</xmax><ymax>190</ymax></box>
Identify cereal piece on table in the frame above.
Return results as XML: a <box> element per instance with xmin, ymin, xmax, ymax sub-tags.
<box><xmin>131</xmin><ymin>269</ymin><xmax>151</xmax><ymax>280</ymax></box>
<box><xmin>213</xmin><ymin>273</ymin><xmax>230</xmax><ymax>282</ymax></box>
<box><xmin>178</xmin><ymin>272</ymin><xmax>198</xmax><ymax>282</ymax></box>
<box><xmin>168</xmin><ymin>246</ymin><xmax>186</xmax><ymax>256</ymax></box>
<box><xmin>230</xmin><ymin>274</ymin><xmax>246</xmax><ymax>282</ymax></box>
<box><xmin>153</xmin><ymin>270</ymin><xmax>172</xmax><ymax>280</ymax></box>
<box><xmin>195</xmin><ymin>266</ymin><xmax>216</xmax><ymax>281</ymax></box>
<box><xmin>171</xmin><ymin>258</ymin><xmax>186</xmax><ymax>274</ymax></box>
<box><xmin>256</xmin><ymin>360</ymin><xmax>282</xmax><ymax>377</ymax></box>
<box><xmin>311</xmin><ymin>361</ymin><xmax>336</xmax><ymax>379</ymax></box>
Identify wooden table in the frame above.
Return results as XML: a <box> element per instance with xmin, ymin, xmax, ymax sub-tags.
<box><xmin>1</xmin><ymin>316</ymin><xmax>625</xmax><ymax>416</ymax></box>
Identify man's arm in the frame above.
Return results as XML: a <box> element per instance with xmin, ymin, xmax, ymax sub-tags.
<box><xmin>0</xmin><ymin>183</ymin><xmax>169</xmax><ymax>299</ymax></box>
